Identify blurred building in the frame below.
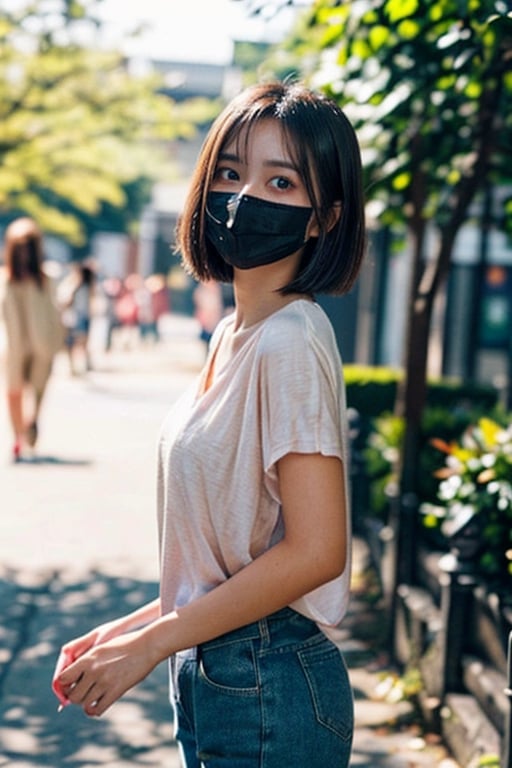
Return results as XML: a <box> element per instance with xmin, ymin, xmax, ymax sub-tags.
<box><xmin>356</xmin><ymin>187</ymin><xmax>512</xmax><ymax>398</ymax></box>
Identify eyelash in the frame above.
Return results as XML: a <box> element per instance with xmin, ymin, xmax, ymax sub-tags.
<box><xmin>270</xmin><ymin>177</ymin><xmax>294</xmax><ymax>190</ymax></box>
<box><xmin>215</xmin><ymin>167</ymin><xmax>296</xmax><ymax>191</ymax></box>
<box><xmin>216</xmin><ymin>167</ymin><xmax>239</xmax><ymax>182</ymax></box>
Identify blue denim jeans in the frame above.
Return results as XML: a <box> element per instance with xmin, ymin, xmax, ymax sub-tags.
<box><xmin>170</xmin><ymin>607</ymin><xmax>353</xmax><ymax>767</ymax></box>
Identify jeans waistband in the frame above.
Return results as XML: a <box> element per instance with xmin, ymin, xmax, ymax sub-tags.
<box><xmin>176</xmin><ymin>606</ymin><xmax>319</xmax><ymax>660</ymax></box>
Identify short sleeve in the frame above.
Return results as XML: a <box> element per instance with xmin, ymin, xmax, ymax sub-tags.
<box><xmin>258</xmin><ymin>307</ymin><xmax>345</xmax><ymax>502</ymax></box>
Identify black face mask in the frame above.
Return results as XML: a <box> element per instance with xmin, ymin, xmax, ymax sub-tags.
<box><xmin>205</xmin><ymin>192</ymin><xmax>313</xmax><ymax>270</ymax></box>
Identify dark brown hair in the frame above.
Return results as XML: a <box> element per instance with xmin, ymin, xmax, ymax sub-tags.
<box><xmin>3</xmin><ymin>217</ymin><xmax>46</xmax><ymax>289</ymax></box>
<box><xmin>176</xmin><ymin>80</ymin><xmax>366</xmax><ymax>295</ymax></box>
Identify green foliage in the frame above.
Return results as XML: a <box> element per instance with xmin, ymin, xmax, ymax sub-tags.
<box><xmin>0</xmin><ymin>0</ymin><xmax>198</xmax><ymax>244</ymax></box>
<box><xmin>344</xmin><ymin>365</ymin><xmax>500</xmax><ymax>520</ymax></box>
<box><xmin>376</xmin><ymin>665</ymin><xmax>424</xmax><ymax>704</ymax></box>
<box><xmin>477</xmin><ymin>755</ymin><xmax>501</xmax><ymax>767</ymax></box>
<box><xmin>345</xmin><ymin>364</ymin><xmax>498</xmax><ymax>418</ymax></box>
<box><xmin>363</xmin><ymin>412</ymin><xmax>404</xmax><ymax>517</ymax></box>
<box><xmin>421</xmin><ymin>416</ymin><xmax>512</xmax><ymax>585</ymax></box>
<box><xmin>345</xmin><ymin>365</ymin><xmax>402</xmax><ymax>417</ymax></box>
<box><xmin>279</xmin><ymin>0</ymin><xmax>512</xmax><ymax>234</ymax></box>
<box><xmin>363</xmin><ymin>405</ymin><xmax>495</xmax><ymax>520</ymax></box>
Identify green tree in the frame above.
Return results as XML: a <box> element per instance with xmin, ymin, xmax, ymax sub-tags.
<box><xmin>0</xmin><ymin>0</ymin><xmax>206</xmax><ymax>245</ymax></box>
<box><xmin>268</xmin><ymin>0</ymin><xmax>512</xmax><ymax>581</ymax></box>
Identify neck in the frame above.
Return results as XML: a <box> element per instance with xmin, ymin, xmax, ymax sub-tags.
<box><xmin>232</xmin><ymin>257</ymin><xmax>309</xmax><ymax>331</ymax></box>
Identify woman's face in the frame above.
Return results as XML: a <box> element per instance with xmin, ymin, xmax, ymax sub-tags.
<box><xmin>210</xmin><ymin>119</ymin><xmax>315</xmax><ymax>213</ymax></box>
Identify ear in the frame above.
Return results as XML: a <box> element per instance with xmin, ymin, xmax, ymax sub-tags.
<box><xmin>306</xmin><ymin>202</ymin><xmax>342</xmax><ymax>239</ymax></box>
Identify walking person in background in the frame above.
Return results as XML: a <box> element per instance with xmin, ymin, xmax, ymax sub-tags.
<box><xmin>1</xmin><ymin>217</ymin><xmax>64</xmax><ymax>462</ymax></box>
<box><xmin>114</xmin><ymin>274</ymin><xmax>140</xmax><ymax>350</ymax></box>
<box><xmin>53</xmin><ymin>80</ymin><xmax>366</xmax><ymax>767</ymax></box>
<box><xmin>59</xmin><ymin>260</ymin><xmax>96</xmax><ymax>375</ymax></box>
<box><xmin>145</xmin><ymin>273</ymin><xmax>169</xmax><ymax>342</ymax></box>
<box><xmin>193</xmin><ymin>278</ymin><xmax>224</xmax><ymax>357</ymax></box>
<box><xmin>101</xmin><ymin>276</ymin><xmax>123</xmax><ymax>352</ymax></box>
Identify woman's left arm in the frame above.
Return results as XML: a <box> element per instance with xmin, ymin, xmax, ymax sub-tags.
<box><xmin>57</xmin><ymin>452</ymin><xmax>347</xmax><ymax>716</ymax></box>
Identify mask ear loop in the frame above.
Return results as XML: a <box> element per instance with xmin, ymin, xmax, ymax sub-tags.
<box><xmin>205</xmin><ymin>200</ymin><xmax>222</xmax><ymax>225</ymax></box>
<box><xmin>226</xmin><ymin>194</ymin><xmax>242</xmax><ymax>229</ymax></box>
<box><xmin>205</xmin><ymin>193</ymin><xmax>241</xmax><ymax>227</ymax></box>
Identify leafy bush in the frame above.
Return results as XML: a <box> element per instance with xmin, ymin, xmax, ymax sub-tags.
<box><xmin>361</xmin><ymin>406</ymin><xmax>496</xmax><ymax>522</ymax></box>
<box><xmin>344</xmin><ymin>366</ymin><xmax>501</xmax><ymax>525</ymax></box>
<box><xmin>421</xmin><ymin>417</ymin><xmax>512</xmax><ymax>587</ymax></box>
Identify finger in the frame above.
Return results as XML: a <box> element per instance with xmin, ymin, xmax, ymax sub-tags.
<box><xmin>64</xmin><ymin>676</ymin><xmax>97</xmax><ymax>705</ymax></box>
<box><xmin>85</xmin><ymin>691</ymin><xmax>115</xmax><ymax>717</ymax></box>
<box><xmin>84</xmin><ymin>695</ymin><xmax>103</xmax><ymax>717</ymax></box>
<box><xmin>57</xmin><ymin>662</ymin><xmax>83</xmax><ymax>687</ymax></box>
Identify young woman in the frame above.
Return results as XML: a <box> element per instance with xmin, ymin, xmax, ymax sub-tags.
<box><xmin>53</xmin><ymin>80</ymin><xmax>366</xmax><ymax>767</ymax></box>
<box><xmin>1</xmin><ymin>217</ymin><xmax>64</xmax><ymax>461</ymax></box>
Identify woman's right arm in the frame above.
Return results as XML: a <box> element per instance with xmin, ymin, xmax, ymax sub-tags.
<box><xmin>63</xmin><ymin>596</ymin><xmax>161</xmax><ymax>653</ymax></box>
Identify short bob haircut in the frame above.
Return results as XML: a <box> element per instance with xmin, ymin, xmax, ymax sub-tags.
<box><xmin>176</xmin><ymin>80</ymin><xmax>366</xmax><ymax>296</ymax></box>
<box><xmin>4</xmin><ymin>217</ymin><xmax>46</xmax><ymax>289</ymax></box>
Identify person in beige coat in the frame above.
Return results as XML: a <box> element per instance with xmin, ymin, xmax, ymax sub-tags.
<box><xmin>1</xmin><ymin>217</ymin><xmax>64</xmax><ymax>461</ymax></box>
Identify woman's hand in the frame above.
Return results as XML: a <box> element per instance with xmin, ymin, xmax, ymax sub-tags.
<box><xmin>52</xmin><ymin>620</ymin><xmax>127</xmax><ymax>708</ymax></box>
<box><xmin>55</xmin><ymin>629</ymin><xmax>155</xmax><ymax>717</ymax></box>
<box><xmin>52</xmin><ymin>597</ymin><xmax>161</xmax><ymax>710</ymax></box>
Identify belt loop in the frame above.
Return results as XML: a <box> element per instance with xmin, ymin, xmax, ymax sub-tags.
<box><xmin>259</xmin><ymin>615</ymin><xmax>270</xmax><ymax>647</ymax></box>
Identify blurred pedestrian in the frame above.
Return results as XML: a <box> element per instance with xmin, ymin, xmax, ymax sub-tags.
<box><xmin>130</xmin><ymin>273</ymin><xmax>157</xmax><ymax>344</ymax></box>
<box><xmin>114</xmin><ymin>274</ymin><xmax>139</xmax><ymax>349</ymax></box>
<box><xmin>145</xmin><ymin>273</ymin><xmax>170</xmax><ymax>342</ymax></box>
<box><xmin>59</xmin><ymin>260</ymin><xmax>96</xmax><ymax>375</ymax></box>
<box><xmin>1</xmin><ymin>217</ymin><xmax>64</xmax><ymax>461</ymax></box>
<box><xmin>53</xmin><ymin>80</ymin><xmax>365</xmax><ymax>767</ymax></box>
<box><xmin>193</xmin><ymin>278</ymin><xmax>224</xmax><ymax>356</ymax></box>
<box><xmin>101</xmin><ymin>276</ymin><xmax>123</xmax><ymax>352</ymax></box>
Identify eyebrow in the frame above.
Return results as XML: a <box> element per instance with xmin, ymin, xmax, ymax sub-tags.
<box><xmin>217</xmin><ymin>151</ymin><xmax>299</xmax><ymax>172</ymax></box>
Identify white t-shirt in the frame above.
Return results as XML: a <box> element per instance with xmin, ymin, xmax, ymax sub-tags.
<box><xmin>157</xmin><ymin>298</ymin><xmax>351</xmax><ymax>646</ymax></box>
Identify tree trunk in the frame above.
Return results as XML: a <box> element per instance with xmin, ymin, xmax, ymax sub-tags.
<box><xmin>391</xmin><ymin>73</ymin><xmax>500</xmax><ymax>589</ymax></box>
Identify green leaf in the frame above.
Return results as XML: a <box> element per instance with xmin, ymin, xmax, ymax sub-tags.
<box><xmin>397</xmin><ymin>19</ymin><xmax>420</xmax><ymax>39</ymax></box>
<box><xmin>392</xmin><ymin>172</ymin><xmax>411</xmax><ymax>191</ymax></box>
<box><xmin>369</xmin><ymin>25</ymin><xmax>390</xmax><ymax>51</ymax></box>
<box><xmin>465</xmin><ymin>81</ymin><xmax>482</xmax><ymax>99</ymax></box>
<box><xmin>351</xmin><ymin>38</ymin><xmax>371</xmax><ymax>60</ymax></box>
<box><xmin>384</xmin><ymin>0</ymin><xmax>419</xmax><ymax>23</ymax></box>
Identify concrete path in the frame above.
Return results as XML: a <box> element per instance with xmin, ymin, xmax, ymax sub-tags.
<box><xmin>0</xmin><ymin>314</ymin><xmax>461</xmax><ymax>767</ymax></box>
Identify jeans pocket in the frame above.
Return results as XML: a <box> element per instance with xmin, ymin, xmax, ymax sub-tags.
<box><xmin>198</xmin><ymin>639</ymin><xmax>259</xmax><ymax>696</ymax></box>
<box><xmin>298</xmin><ymin>641</ymin><xmax>353</xmax><ymax>742</ymax></box>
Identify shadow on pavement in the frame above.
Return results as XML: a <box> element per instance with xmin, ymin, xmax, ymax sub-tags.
<box><xmin>0</xmin><ymin>571</ymin><xmax>177</xmax><ymax>767</ymax></box>
<box><xmin>0</xmin><ymin>542</ymin><xmax>461</xmax><ymax>768</ymax></box>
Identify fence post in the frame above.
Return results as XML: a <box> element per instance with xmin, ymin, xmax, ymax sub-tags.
<box><xmin>503</xmin><ymin>630</ymin><xmax>512</xmax><ymax>768</ymax></box>
<box><xmin>437</xmin><ymin>553</ymin><xmax>477</xmax><ymax>694</ymax></box>
<box><xmin>388</xmin><ymin>491</ymin><xmax>418</xmax><ymax>660</ymax></box>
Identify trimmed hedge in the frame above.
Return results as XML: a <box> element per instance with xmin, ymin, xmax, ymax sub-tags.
<box><xmin>344</xmin><ymin>365</ymin><xmax>499</xmax><ymax>418</ymax></box>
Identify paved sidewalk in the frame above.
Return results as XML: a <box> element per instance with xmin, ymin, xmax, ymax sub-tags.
<box><xmin>0</xmin><ymin>314</ymin><xmax>461</xmax><ymax>767</ymax></box>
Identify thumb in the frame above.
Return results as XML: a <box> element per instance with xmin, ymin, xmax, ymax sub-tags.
<box><xmin>52</xmin><ymin>636</ymin><xmax>94</xmax><ymax>706</ymax></box>
<box><xmin>52</xmin><ymin>648</ymin><xmax>75</xmax><ymax>707</ymax></box>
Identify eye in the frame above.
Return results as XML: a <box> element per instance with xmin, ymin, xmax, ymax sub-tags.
<box><xmin>214</xmin><ymin>166</ymin><xmax>239</xmax><ymax>182</ymax></box>
<box><xmin>269</xmin><ymin>176</ymin><xmax>294</xmax><ymax>191</ymax></box>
